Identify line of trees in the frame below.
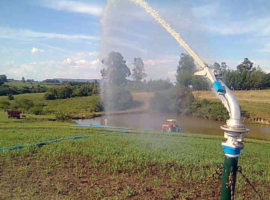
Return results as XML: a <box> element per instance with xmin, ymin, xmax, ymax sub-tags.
<box><xmin>222</xmin><ymin>58</ymin><xmax>270</xmax><ymax>90</ymax></box>
<box><xmin>176</xmin><ymin>55</ymin><xmax>270</xmax><ymax>90</ymax></box>
<box><xmin>44</xmin><ymin>82</ymin><xmax>99</xmax><ymax>100</ymax></box>
<box><xmin>0</xmin><ymin>75</ymin><xmax>47</xmax><ymax>96</ymax></box>
<box><xmin>0</xmin><ymin>85</ymin><xmax>47</xmax><ymax>96</ymax></box>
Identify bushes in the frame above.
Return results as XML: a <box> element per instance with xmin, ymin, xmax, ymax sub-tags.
<box><xmin>45</xmin><ymin>83</ymin><xmax>99</xmax><ymax>100</ymax></box>
<box><xmin>0</xmin><ymin>85</ymin><xmax>18</xmax><ymax>96</ymax></box>
<box><xmin>0</xmin><ymin>84</ymin><xmax>47</xmax><ymax>96</ymax></box>
<box><xmin>190</xmin><ymin>99</ymin><xmax>229</xmax><ymax>121</ymax></box>
<box><xmin>8</xmin><ymin>94</ymin><xmax>14</xmax><ymax>100</ymax></box>
<box><xmin>55</xmin><ymin>111</ymin><xmax>72</xmax><ymax>121</ymax></box>
<box><xmin>44</xmin><ymin>89</ymin><xmax>57</xmax><ymax>100</ymax></box>
<box><xmin>29</xmin><ymin>105</ymin><xmax>44</xmax><ymax>115</ymax></box>
<box><xmin>88</xmin><ymin>96</ymin><xmax>104</xmax><ymax>112</ymax></box>
<box><xmin>45</xmin><ymin>87</ymin><xmax>72</xmax><ymax>100</ymax></box>
<box><xmin>13</xmin><ymin>99</ymin><xmax>34</xmax><ymax>111</ymax></box>
<box><xmin>2</xmin><ymin>98</ymin><xmax>45</xmax><ymax>115</ymax></box>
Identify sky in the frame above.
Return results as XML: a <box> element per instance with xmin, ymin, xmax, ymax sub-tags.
<box><xmin>1</xmin><ymin>0</ymin><xmax>270</xmax><ymax>82</ymax></box>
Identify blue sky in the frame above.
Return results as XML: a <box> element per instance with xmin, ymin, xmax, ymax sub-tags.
<box><xmin>1</xmin><ymin>0</ymin><xmax>270</xmax><ymax>81</ymax></box>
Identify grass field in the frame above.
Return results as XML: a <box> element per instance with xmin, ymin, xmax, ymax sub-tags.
<box><xmin>193</xmin><ymin>90</ymin><xmax>270</xmax><ymax>122</ymax></box>
<box><xmin>0</xmin><ymin>111</ymin><xmax>269</xmax><ymax>199</ymax></box>
<box><xmin>0</xmin><ymin>92</ymin><xmax>153</xmax><ymax>119</ymax></box>
<box><xmin>0</xmin><ymin>93</ymin><xmax>102</xmax><ymax>118</ymax></box>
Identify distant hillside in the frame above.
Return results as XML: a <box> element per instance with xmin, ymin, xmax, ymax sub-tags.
<box><xmin>43</xmin><ymin>78</ymin><xmax>100</xmax><ymax>83</ymax></box>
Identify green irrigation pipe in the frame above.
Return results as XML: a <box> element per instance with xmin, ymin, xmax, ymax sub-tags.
<box><xmin>0</xmin><ymin>135</ymin><xmax>111</xmax><ymax>152</ymax></box>
<box><xmin>0</xmin><ymin>135</ymin><xmax>89</xmax><ymax>151</ymax></box>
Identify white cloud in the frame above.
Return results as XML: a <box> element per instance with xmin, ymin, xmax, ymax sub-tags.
<box><xmin>63</xmin><ymin>57</ymin><xmax>72</xmax><ymax>64</ymax></box>
<box><xmin>62</xmin><ymin>57</ymin><xmax>100</xmax><ymax>72</ymax></box>
<box><xmin>6</xmin><ymin>58</ymin><xmax>101</xmax><ymax>80</ymax></box>
<box><xmin>42</xmin><ymin>0</ymin><xmax>103</xmax><ymax>16</ymax></box>
<box><xmin>91</xmin><ymin>58</ymin><xmax>99</xmax><ymax>65</ymax></box>
<box><xmin>0</xmin><ymin>27</ymin><xmax>99</xmax><ymax>41</ymax></box>
<box><xmin>75</xmin><ymin>59</ymin><xmax>87</xmax><ymax>65</ymax></box>
<box><xmin>31</xmin><ymin>47</ymin><xmax>44</xmax><ymax>54</ymax></box>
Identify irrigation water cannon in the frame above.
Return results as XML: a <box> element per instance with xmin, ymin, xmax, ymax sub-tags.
<box><xmin>128</xmin><ymin>0</ymin><xmax>250</xmax><ymax>198</ymax></box>
<box><xmin>195</xmin><ymin>66</ymin><xmax>249</xmax><ymax>199</ymax></box>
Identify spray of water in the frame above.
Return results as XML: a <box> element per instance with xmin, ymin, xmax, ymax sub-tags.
<box><xmin>129</xmin><ymin>0</ymin><xmax>206</xmax><ymax>70</ymax></box>
<box><xmin>100</xmin><ymin>0</ymin><xmax>208</xmax><ymax>124</ymax></box>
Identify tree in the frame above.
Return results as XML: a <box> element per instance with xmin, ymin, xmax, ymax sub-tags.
<box><xmin>75</xmin><ymin>84</ymin><xmax>93</xmax><ymax>97</ymax></box>
<box><xmin>221</xmin><ymin>62</ymin><xmax>228</xmax><ymax>72</ymax></box>
<box><xmin>191</xmin><ymin>76</ymin><xmax>209</xmax><ymax>90</ymax></box>
<box><xmin>8</xmin><ymin>94</ymin><xmax>14</xmax><ymax>100</ymax></box>
<box><xmin>262</xmin><ymin>73</ymin><xmax>270</xmax><ymax>88</ymax></box>
<box><xmin>101</xmin><ymin>51</ymin><xmax>131</xmax><ymax>86</ymax></box>
<box><xmin>58</xmin><ymin>86</ymin><xmax>73</xmax><ymax>99</ymax></box>
<box><xmin>224</xmin><ymin>65</ymin><xmax>266</xmax><ymax>90</ymax></box>
<box><xmin>14</xmin><ymin>99</ymin><xmax>34</xmax><ymax>111</ymax></box>
<box><xmin>0</xmin><ymin>75</ymin><xmax>7</xmax><ymax>86</ymax></box>
<box><xmin>212</xmin><ymin>62</ymin><xmax>221</xmax><ymax>71</ymax></box>
<box><xmin>177</xmin><ymin>53</ymin><xmax>196</xmax><ymax>87</ymax></box>
<box><xmin>237</xmin><ymin>58</ymin><xmax>253</xmax><ymax>72</ymax></box>
<box><xmin>177</xmin><ymin>53</ymin><xmax>196</xmax><ymax>72</ymax></box>
<box><xmin>177</xmin><ymin>53</ymin><xmax>209</xmax><ymax>90</ymax></box>
<box><xmin>22</xmin><ymin>77</ymin><xmax>26</xmax><ymax>83</ymax></box>
<box><xmin>44</xmin><ymin>88</ymin><xmax>58</xmax><ymax>100</ymax></box>
<box><xmin>132</xmin><ymin>57</ymin><xmax>146</xmax><ymax>82</ymax></box>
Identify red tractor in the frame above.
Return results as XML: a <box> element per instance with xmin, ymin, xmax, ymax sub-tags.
<box><xmin>162</xmin><ymin>119</ymin><xmax>181</xmax><ymax>132</ymax></box>
<box><xmin>7</xmin><ymin>110</ymin><xmax>21</xmax><ymax>119</ymax></box>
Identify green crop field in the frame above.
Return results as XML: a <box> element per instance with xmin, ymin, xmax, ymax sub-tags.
<box><xmin>0</xmin><ymin>111</ymin><xmax>269</xmax><ymax>199</ymax></box>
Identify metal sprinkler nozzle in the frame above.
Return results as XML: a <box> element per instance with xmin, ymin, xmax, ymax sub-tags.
<box><xmin>195</xmin><ymin>66</ymin><xmax>249</xmax><ymax>200</ymax></box>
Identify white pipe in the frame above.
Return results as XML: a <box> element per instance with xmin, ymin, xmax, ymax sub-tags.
<box><xmin>221</xmin><ymin>83</ymin><xmax>244</xmax><ymax>128</ymax></box>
